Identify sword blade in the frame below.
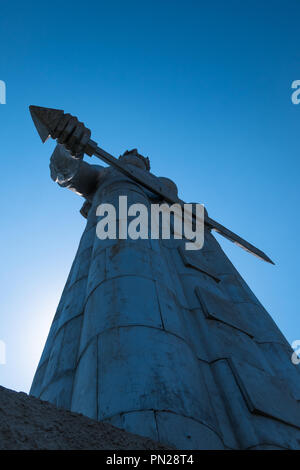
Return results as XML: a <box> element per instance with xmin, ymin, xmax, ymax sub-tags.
<box><xmin>91</xmin><ymin>144</ymin><xmax>275</xmax><ymax>265</ymax></box>
<box><xmin>205</xmin><ymin>216</ymin><xmax>275</xmax><ymax>264</ymax></box>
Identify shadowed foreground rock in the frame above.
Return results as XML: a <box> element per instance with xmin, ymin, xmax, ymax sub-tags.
<box><xmin>0</xmin><ymin>386</ymin><xmax>169</xmax><ymax>450</ymax></box>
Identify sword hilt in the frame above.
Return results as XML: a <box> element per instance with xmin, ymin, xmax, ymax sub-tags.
<box><xmin>83</xmin><ymin>139</ymin><xmax>98</xmax><ymax>157</ymax></box>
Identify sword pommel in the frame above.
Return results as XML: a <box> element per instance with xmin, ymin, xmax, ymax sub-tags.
<box><xmin>29</xmin><ymin>105</ymin><xmax>94</xmax><ymax>158</ymax></box>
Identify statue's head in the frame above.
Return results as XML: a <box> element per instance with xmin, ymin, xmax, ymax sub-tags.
<box><xmin>119</xmin><ymin>149</ymin><xmax>150</xmax><ymax>171</ymax></box>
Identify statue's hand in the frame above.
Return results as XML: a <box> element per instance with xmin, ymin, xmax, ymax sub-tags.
<box><xmin>50</xmin><ymin>144</ymin><xmax>81</xmax><ymax>185</ymax></box>
<box><xmin>51</xmin><ymin>114</ymin><xmax>91</xmax><ymax>159</ymax></box>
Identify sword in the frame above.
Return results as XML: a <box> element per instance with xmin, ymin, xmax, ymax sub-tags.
<box><xmin>29</xmin><ymin>105</ymin><xmax>275</xmax><ymax>265</ymax></box>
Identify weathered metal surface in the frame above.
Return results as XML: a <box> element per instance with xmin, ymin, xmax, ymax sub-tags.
<box><xmin>29</xmin><ymin>139</ymin><xmax>300</xmax><ymax>449</ymax></box>
<box><xmin>229</xmin><ymin>358</ymin><xmax>300</xmax><ymax>430</ymax></box>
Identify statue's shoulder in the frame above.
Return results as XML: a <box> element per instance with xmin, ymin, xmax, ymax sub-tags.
<box><xmin>157</xmin><ymin>176</ymin><xmax>178</xmax><ymax>198</ymax></box>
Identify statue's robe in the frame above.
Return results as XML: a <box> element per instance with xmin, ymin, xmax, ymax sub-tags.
<box><xmin>30</xmin><ymin>145</ymin><xmax>300</xmax><ymax>449</ymax></box>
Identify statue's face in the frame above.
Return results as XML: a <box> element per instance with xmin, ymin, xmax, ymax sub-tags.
<box><xmin>119</xmin><ymin>153</ymin><xmax>148</xmax><ymax>171</ymax></box>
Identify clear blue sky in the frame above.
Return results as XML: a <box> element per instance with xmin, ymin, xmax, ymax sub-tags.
<box><xmin>0</xmin><ymin>0</ymin><xmax>299</xmax><ymax>392</ymax></box>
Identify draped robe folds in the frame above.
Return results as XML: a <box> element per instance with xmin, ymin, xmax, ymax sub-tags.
<box><xmin>30</xmin><ymin>144</ymin><xmax>300</xmax><ymax>450</ymax></box>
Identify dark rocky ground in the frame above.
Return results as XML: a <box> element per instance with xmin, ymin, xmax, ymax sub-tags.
<box><xmin>0</xmin><ymin>386</ymin><xmax>168</xmax><ymax>450</ymax></box>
